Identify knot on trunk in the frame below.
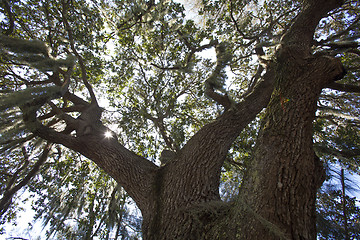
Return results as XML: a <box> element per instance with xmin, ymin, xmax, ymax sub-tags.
<box><xmin>319</xmin><ymin>56</ymin><xmax>346</xmax><ymax>83</ymax></box>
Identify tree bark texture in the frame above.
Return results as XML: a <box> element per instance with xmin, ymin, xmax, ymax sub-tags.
<box><xmin>237</xmin><ymin>53</ymin><xmax>344</xmax><ymax>240</ymax></box>
<box><xmin>237</xmin><ymin>1</ymin><xmax>345</xmax><ymax>239</ymax></box>
<box><xmin>21</xmin><ymin>0</ymin><xmax>346</xmax><ymax>239</ymax></box>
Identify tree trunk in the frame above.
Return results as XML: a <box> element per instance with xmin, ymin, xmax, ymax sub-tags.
<box><xmin>140</xmin><ymin>54</ymin><xmax>344</xmax><ymax>240</ymax></box>
<box><xmin>237</xmin><ymin>55</ymin><xmax>344</xmax><ymax>240</ymax></box>
<box><xmin>340</xmin><ymin>168</ymin><xmax>349</xmax><ymax>240</ymax></box>
<box><xmin>141</xmin><ymin>1</ymin><xmax>345</xmax><ymax>239</ymax></box>
<box><xmin>234</xmin><ymin>1</ymin><xmax>345</xmax><ymax>239</ymax></box>
<box><xmin>235</xmin><ymin>3</ymin><xmax>345</xmax><ymax>239</ymax></box>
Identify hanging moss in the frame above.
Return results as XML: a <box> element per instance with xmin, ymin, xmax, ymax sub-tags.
<box><xmin>0</xmin><ymin>85</ymin><xmax>61</xmax><ymax>112</ymax></box>
<box><xmin>0</xmin><ymin>34</ymin><xmax>76</xmax><ymax>72</ymax></box>
<box><xmin>0</xmin><ymin>34</ymin><xmax>49</xmax><ymax>56</ymax></box>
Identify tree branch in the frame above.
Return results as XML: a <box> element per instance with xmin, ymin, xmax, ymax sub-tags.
<box><xmin>280</xmin><ymin>0</ymin><xmax>345</xmax><ymax>57</ymax></box>
<box><xmin>116</xmin><ymin>0</ymin><xmax>155</xmax><ymax>31</ymax></box>
<box><xmin>61</xmin><ymin>1</ymin><xmax>98</xmax><ymax>105</ymax></box>
<box><xmin>0</xmin><ymin>134</ymin><xmax>35</xmax><ymax>153</ymax></box>
<box><xmin>1</xmin><ymin>0</ymin><xmax>15</xmax><ymax>35</ymax></box>
<box><xmin>151</xmin><ymin>38</ymin><xmax>218</xmax><ymax>71</ymax></box>
<box><xmin>239</xmin><ymin>46</ymin><xmax>266</xmax><ymax>99</ymax></box>
<box><xmin>3</xmin><ymin>147</ymin><xmax>29</xmax><ymax>193</ymax></box>
<box><xmin>0</xmin><ymin>143</ymin><xmax>51</xmax><ymax>217</ymax></box>
<box><xmin>318</xmin><ymin>15</ymin><xmax>360</xmax><ymax>44</ymax></box>
<box><xmin>315</xmin><ymin>145</ymin><xmax>360</xmax><ymax>159</ymax></box>
<box><xmin>204</xmin><ymin>86</ymin><xmax>232</xmax><ymax>110</ymax></box>
<box><xmin>21</xmin><ymin>95</ymin><xmax>158</xmax><ymax>212</ymax></box>
<box><xmin>229</xmin><ymin>0</ymin><xmax>300</xmax><ymax>43</ymax></box>
<box><xmin>326</xmin><ymin>82</ymin><xmax>360</xmax><ymax>93</ymax></box>
<box><xmin>173</xmin><ymin>63</ymin><xmax>275</xmax><ymax>201</ymax></box>
<box><xmin>229</xmin><ymin>1</ymin><xmax>257</xmax><ymax>40</ymax></box>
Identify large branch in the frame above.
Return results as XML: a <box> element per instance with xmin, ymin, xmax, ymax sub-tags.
<box><xmin>326</xmin><ymin>82</ymin><xmax>360</xmax><ymax>93</ymax></box>
<box><xmin>21</xmin><ymin>97</ymin><xmax>158</xmax><ymax>212</ymax></box>
<box><xmin>315</xmin><ymin>145</ymin><xmax>360</xmax><ymax>159</ymax></box>
<box><xmin>169</xmin><ymin>63</ymin><xmax>275</xmax><ymax>201</ymax></box>
<box><xmin>280</xmin><ymin>0</ymin><xmax>345</xmax><ymax>57</ymax></box>
<box><xmin>204</xmin><ymin>42</ymin><xmax>233</xmax><ymax>109</ymax></box>
<box><xmin>47</xmin><ymin>71</ymin><xmax>89</xmax><ymax>107</ymax></box>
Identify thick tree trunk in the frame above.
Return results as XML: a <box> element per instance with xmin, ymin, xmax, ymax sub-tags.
<box><xmin>235</xmin><ymin>1</ymin><xmax>345</xmax><ymax>238</ymax></box>
<box><xmin>141</xmin><ymin>1</ymin><xmax>345</xmax><ymax>239</ymax></box>
<box><xmin>237</xmin><ymin>54</ymin><xmax>344</xmax><ymax>240</ymax></box>
<box><xmin>141</xmin><ymin>59</ymin><xmax>276</xmax><ymax>240</ymax></box>
<box><xmin>140</xmin><ymin>55</ymin><xmax>344</xmax><ymax>240</ymax></box>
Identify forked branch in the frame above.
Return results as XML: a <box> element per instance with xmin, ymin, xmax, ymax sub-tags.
<box><xmin>61</xmin><ymin>1</ymin><xmax>98</xmax><ymax>105</ymax></box>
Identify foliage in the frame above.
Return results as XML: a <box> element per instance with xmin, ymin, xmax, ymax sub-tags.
<box><xmin>317</xmin><ymin>189</ymin><xmax>360</xmax><ymax>239</ymax></box>
<box><xmin>29</xmin><ymin>150</ymin><xmax>141</xmax><ymax>239</ymax></box>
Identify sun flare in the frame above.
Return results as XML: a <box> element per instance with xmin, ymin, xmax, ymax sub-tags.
<box><xmin>104</xmin><ymin>131</ymin><xmax>113</xmax><ymax>139</ymax></box>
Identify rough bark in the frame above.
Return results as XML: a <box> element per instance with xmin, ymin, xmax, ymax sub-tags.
<box><xmin>237</xmin><ymin>1</ymin><xmax>345</xmax><ymax>239</ymax></box>
<box><xmin>238</xmin><ymin>53</ymin><xmax>344</xmax><ymax>240</ymax></box>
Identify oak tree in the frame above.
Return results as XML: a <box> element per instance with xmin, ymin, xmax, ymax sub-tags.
<box><xmin>1</xmin><ymin>0</ymin><xmax>359</xmax><ymax>239</ymax></box>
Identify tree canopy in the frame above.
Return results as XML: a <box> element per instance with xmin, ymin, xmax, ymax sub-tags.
<box><xmin>0</xmin><ymin>0</ymin><xmax>359</xmax><ymax>239</ymax></box>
